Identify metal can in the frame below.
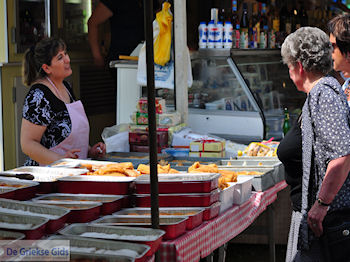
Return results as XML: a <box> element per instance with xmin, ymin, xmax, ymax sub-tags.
<box><xmin>215</xmin><ymin>21</ymin><xmax>224</xmax><ymax>48</ymax></box>
<box><xmin>198</xmin><ymin>22</ymin><xmax>207</xmax><ymax>49</ymax></box>
<box><xmin>207</xmin><ymin>20</ymin><xmax>216</xmax><ymax>49</ymax></box>
<box><xmin>223</xmin><ymin>21</ymin><xmax>233</xmax><ymax>49</ymax></box>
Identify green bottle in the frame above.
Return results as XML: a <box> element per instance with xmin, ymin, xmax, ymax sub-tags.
<box><xmin>283</xmin><ymin>108</ymin><xmax>291</xmax><ymax>135</ymax></box>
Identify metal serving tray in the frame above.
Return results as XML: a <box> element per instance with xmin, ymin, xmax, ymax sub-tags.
<box><xmin>0</xmin><ymin>212</ymin><xmax>49</xmax><ymax>239</ymax></box>
<box><xmin>217</xmin><ymin>159</ymin><xmax>285</xmax><ymax>184</ymax></box>
<box><xmin>219</xmin><ymin>167</ymin><xmax>275</xmax><ymax>191</ymax></box>
<box><xmin>0</xmin><ymin>198</ymin><xmax>69</xmax><ymax>234</ymax></box>
<box><xmin>101</xmin><ymin>152</ymin><xmax>171</xmax><ymax>166</ymax></box>
<box><xmin>92</xmin><ymin>215</ymin><xmax>187</xmax><ymax>240</ymax></box>
<box><xmin>32</xmin><ymin>193</ymin><xmax>124</xmax><ymax>215</ymax></box>
<box><xmin>0</xmin><ymin>177</ymin><xmax>39</xmax><ymax>200</ymax></box>
<box><xmin>203</xmin><ymin>201</ymin><xmax>221</xmax><ymax>221</ymax></box>
<box><xmin>32</xmin><ymin>201</ymin><xmax>102</xmax><ymax>223</ymax></box>
<box><xmin>46</xmin><ymin>235</ymin><xmax>149</xmax><ymax>262</ymax></box>
<box><xmin>135</xmin><ymin>173</ymin><xmax>221</xmax><ymax>194</ymax></box>
<box><xmin>5</xmin><ymin>166</ymin><xmax>87</xmax><ymax>194</ymax></box>
<box><xmin>135</xmin><ymin>189</ymin><xmax>220</xmax><ymax>208</ymax></box>
<box><xmin>113</xmin><ymin>207</ymin><xmax>205</xmax><ymax>230</ymax></box>
<box><xmin>59</xmin><ymin>224</ymin><xmax>165</xmax><ymax>257</ymax></box>
<box><xmin>0</xmin><ymin>230</ymin><xmax>25</xmax><ymax>244</ymax></box>
<box><xmin>50</xmin><ymin>158</ymin><xmax>118</xmax><ymax>168</ymax></box>
<box><xmin>57</xmin><ymin>175</ymin><xmax>135</xmax><ymax>195</ymax></box>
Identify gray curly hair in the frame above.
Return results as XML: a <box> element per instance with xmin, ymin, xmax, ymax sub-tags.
<box><xmin>281</xmin><ymin>27</ymin><xmax>332</xmax><ymax>75</ymax></box>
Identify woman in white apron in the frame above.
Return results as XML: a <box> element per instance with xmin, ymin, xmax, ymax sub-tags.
<box><xmin>21</xmin><ymin>38</ymin><xmax>106</xmax><ymax>166</ymax></box>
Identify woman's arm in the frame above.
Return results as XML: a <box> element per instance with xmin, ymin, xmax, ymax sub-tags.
<box><xmin>87</xmin><ymin>2</ymin><xmax>113</xmax><ymax>67</ymax></box>
<box><xmin>21</xmin><ymin>119</ymin><xmax>80</xmax><ymax>165</ymax></box>
<box><xmin>307</xmin><ymin>154</ymin><xmax>350</xmax><ymax>237</ymax></box>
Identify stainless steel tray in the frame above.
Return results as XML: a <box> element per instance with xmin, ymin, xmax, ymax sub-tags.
<box><xmin>92</xmin><ymin>215</ymin><xmax>187</xmax><ymax>226</ymax></box>
<box><xmin>59</xmin><ymin>224</ymin><xmax>165</xmax><ymax>242</ymax></box>
<box><xmin>0</xmin><ymin>229</ymin><xmax>25</xmax><ymax>243</ymax></box>
<box><xmin>5</xmin><ymin>166</ymin><xmax>87</xmax><ymax>182</ymax></box>
<box><xmin>45</xmin><ymin>235</ymin><xmax>149</xmax><ymax>261</ymax></box>
<box><xmin>50</xmin><ymin>158</ymin><xmax>118</xmax><ymax>168</ymax></box>
<box><xmin>57</xmin><ymin>175</ymin><xmax>135</xmax><ymax>182</ymax></box>
<box><xmin>135</xmin><ymin>173</ymin><xmax>221</xmax><ymax>183</ymax></box>
<box><xmin>0</xmin><ymin>177</ymin><xmax>39</xmax><ymax>187</ymax></box>
<box><xmin>32</xmin><ymin>193</ymin><xmax>124</xmax><ymax>203</ymax></box>
<box><xmin>30</xmin><ymin>201</ymin><xmax>102</xmax><ymax>210</ymax></box>
<box><xmin>0</xmin><ymin>198</ymin><xmax>69</xmax><ymax>219</ymax></box>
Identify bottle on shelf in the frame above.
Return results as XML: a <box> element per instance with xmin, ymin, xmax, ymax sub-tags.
<box><xmin>215</xmin><ymin>21</ymin><xmax>224</xmax><ymax>48</ymax></box>
<box><xmin>207</xmin><ymin>20</ymin><xmax>216</xmax><ymax>49</ymax></box>
<box><xmin>231</xmin><ymin>0</ymin><xmax>240</xmax><ymax>48</ymax></box>
<box><xmin>249</xmin><ymin>3</ymin><xmax>259</xmax><ymax>49</ymax></box>
<box><xmin>240</xmin><ymin>2</ymin><xmax>249</xmax><ymax>49</ymax></box>
<box><xmin>223</xmin><ymin>21</ymin><xmax>233</xmax><ymax>49</ymax></box>
<box><xmin>198</xmin><ymin>22</ymin><xmax>207</xmax><ymax>49</ymax></box>
<box><xmin>283</xmin><ymin>108</ymin><xmax>291</xmax><ymax>135</ymax></box>
<box><xmin>259</xmin><ymin>3</ymin><xmax>268</xmax><ymax>48</ymax></box>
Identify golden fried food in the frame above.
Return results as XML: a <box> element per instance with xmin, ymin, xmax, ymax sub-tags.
<box><xmin>218</xmin><ymin>169</ymin><xmax>237</xmax><ymax>182</ymax></box>
<box><xmin>188</xmin><ymin>162</ymin><xmax>218</xmax><ymax>173</ymax></box>
<box><xmin>137</xmin><ymin>164</ymin><xmax>180</xmax><ymax>174</ymax></box>
<box><xmin>236</xmin><ymin>171</ymin><xmax>263</xmax><ymax>176</ymax></box>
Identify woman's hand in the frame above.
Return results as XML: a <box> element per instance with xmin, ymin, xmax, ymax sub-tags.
<box><xmin>88</xmin><ymin>142</ymin><xmax>106</xmax><ymax>158</ymax></box>
<box><xmin>307</xmin><ymin>201</ymin><xmax>329</xmax><ymax>237</ymax></box>
<box><xmin>63</xmin><ymin>149</ymin><xmax>81</xmax><ymax>159</ymax></box>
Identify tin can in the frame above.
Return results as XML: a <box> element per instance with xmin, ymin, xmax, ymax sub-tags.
<box><xmin>198</xmin><ymin>22</ymin><xmax>207</xmax><ymax>49</ymax></box>
<box><xmin>215</xmin><ymin>21</ymin><xmax>224</xmax><ymax>48</ymax></box>
<box><xmin>207</xmin><ymin>20</ymin><xmax>216</xmax><ymax>49</ymax></box>
<box><xmin>223</xmin><ymin>21</ymin><xmax>233</xmax><ymax>49</ymax></box>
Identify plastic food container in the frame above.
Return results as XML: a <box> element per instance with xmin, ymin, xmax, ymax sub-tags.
<box><xmin>31</xmin><ymin>193</ymin><xmax>124</xmax><ymax>215</ymax></box>
<box><xmin>219</xmin><ymin>167</ymin><xmax>275</xmax><ymax>191</ymax></box>
<box><xmin>57</xmin><ymin>175</ymin><xmax>134</xmax><ymax>195</ymax></box>
<box><xmin>0</xmin><ymin>198</ymin><xmax>69</xmax><ymax>234</ymax></box>
<box><xmin>45</xmin><ymin>235</ymin><xmax>150</xmax><ymax>262</ymax></box>
<box><xmin>0</xmin><ymin>212</ymin><xmax>49</xmax><ymax>239</ymax></box>
<box><xmin>6</xmin><ymin>166</ymin><xmax>87</xmax><ymax>194</ymax></box>
<box><xmin>33</xmin><ymin>201</ymin><xmax>102</xmax><ymax>223</ymax></box>
<box><xmin>113</xmin><ymin>207</ymin><xmax>205</xmax><ymax>230</ymax></box>
<box><xmin>135</xmin><ymin>173</ymin><xmax>220</xmax><ymax>194</ymax></box>
<box><xmin>136</xmin><ymin>189</ymin><xmax>220</xmax><ymax>208</ymax></box>
<box><xmin>203</xmin><ymin>201</ymin><xmax>221</xmax><ymax>221</ymax></box>
<box><xmin>59</xmin><ymin>224</ymin><xmax>165</xmax><ymax>257</ymax></box>
<box><xmin>0</xmin><ymin>177</ymin><xmax>39</xmax><ymax>200</ymax></box>
<box><xmin>92</xmin><ymin>216</ymin><xmax>188</xmax><ymax>240</ymax></box>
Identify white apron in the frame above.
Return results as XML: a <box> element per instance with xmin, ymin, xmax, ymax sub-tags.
<box><xmin>43</xmin><ymin>78</ymin><xmax>89</xmax><ymax>164</ymax></box>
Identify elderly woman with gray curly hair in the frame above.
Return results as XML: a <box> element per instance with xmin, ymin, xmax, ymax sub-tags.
<box><xmin>281</xmin><ymin>27</ymin><xmax>350</xmax><ymax>262</ymax></box>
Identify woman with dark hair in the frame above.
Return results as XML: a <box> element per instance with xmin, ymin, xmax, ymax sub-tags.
<box><xmin>328</xmin><ymin>13</ymin><xmax>350</xmax><ymax>105</ymax></box>
<box><xmin>280</xmin><ymin>27</ymin><xmax>350</xmax><ymax>262</ymax></box>
<box><xmin>21</xmin><ymin>37</ymin><xmax>106</xmax><ymax>166</ymax></box>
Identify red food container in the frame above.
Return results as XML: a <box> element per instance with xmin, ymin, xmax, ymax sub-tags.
<box><xmin>92</xmin><ymin>216</ymin><xmax>188</xmax><ymax>240</ymax></box>
<box><xmin>130</xmin><ymin>144</ymin><xmax>166</xmax><ymax>153</ymax></box>
<box><xmin>58</xmin><ymin>224</ymin><xmax>165</xmax><ymax>257</ymax></box>
<box><xmin>35</xmin><ymin>202</ymin><xmax>102</xmax><ymax>223</ymax></box>
<box><xmin>129</xmin><ymin>131</ymin><xmax>168</xmax><ymax>146</ymax></box>
<box><xmin>0</xmin><ymin>188</ymin><xmax>16</xmax><ymax>199</ymax></box>
<box><xmin>0</xmin><ymin>178</ymin><xmax>39</xmax><ymax>201</ymax></box>
<box><xmin>135</xmin><ymin>173</ymin><xmax>220</xmax><ymax>194</ymax></box>
<box><xmin>0</xmin><ymin>212</ymin><xmax>49</xmax><ymax>239</ymax></box>
<box><xmin>135</xmin><ymin>189</ymin><xmax>220</xmax><ymax>208</ymax></box>
<box><xmin>57</xmin><ymin>176</ymin><xmax>134</xmax><ymax>195</ymax></box>
<box><xmin>32</xmin><ymin>193</ymin><xmax>124</xmax><ymax>215</ymax></box>
<box><xmin>203</xmin><ymin>201</ymin><xmax>221</xmax><ymax>221</ymax></box>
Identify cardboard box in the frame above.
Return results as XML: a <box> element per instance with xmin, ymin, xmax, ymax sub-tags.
<box><xmin>189</xmin><ymin>151</ymin><xmax>225</xmax><ymax>158</ymax></box>
<box><xmin>190</xmin><ymin>140</ymin><xmax>225</xmax><ymax>152</ymax></box>
<box><xmin>137</xmin><ymin>97</ymin><xmax>166</xmax><ymax>114</ymax></box>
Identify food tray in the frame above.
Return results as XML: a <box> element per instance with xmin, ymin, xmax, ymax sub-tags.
<box><xmin>32</xmin><ymin>193</ymin><xmax>124</xmax><ymax>215</ymax></box>
<box><xmin>59</xmin><ymin>224</ymin><xmax>165</xmax><ymax>257</ymax></box>
<box><xmin>168</xmin><ymin>156</ymin><xmax>224</xmax><ymax>164</ymax></box>
<box><xmin>219</xmin><ymin>184</ymin><xmax>235</xmax><ymax>213</ymax></box>
<box><xmin>0</xmin><ymin>187</ymin><xmax>16</xmax><ymax>199</ymax></box>
<box><xmin>232</xmin><ymin>176</ymin><xmax>253</xmax><ymax>205</ymax></box>
<box><xmin>135</xmin><ymin>173</ymin><xmax>220</xmax><ymax>194</ymax></box>
<box><xmin>0</xmin><ymin>198</ymin><xmax>69</xmax><ymax>234</ymax></box>
<box><xmin>0</xmin><ymin>212</ymin><xmax>49</xmax><ymax>239</ymax></box>
<box><xmin>219</xmin><ymin>167</ymin><xmax>275</xmax><ymax>191</ymax></box>
<box><xmin>0</xmin><ymin>177</ymin><xmax>39</xmax><ymax>200</ymax></box>
<box><xmin>92</xmin><ymin>215</ymin><xmax>187</xmax><ymax>240</ymax></box>
<box><xmin>5</xmin><ymin>166</ymin><xmax>87</xmax><ymax>194</ymax></box>
<box><xmin>57</xmin><ymin>175</ymin><xmax>134</xmax><ymax>195</ymax></box>
<box><xmin>101</xmin><ymin>152</ymin><xmax>171</xmax><ymax>166</ymax></box>
<box><xmin>0</xmin><ymin>230</ymin><xmax>25</xmax><ymax>243</ymax></box>
<box><xmin>45</xmin><ymin>235</ymin><xmax>149</xmax><ymax>262</ymax></box>
<box><xmin>203</xmin><ymin>201</ymin><xmax>221</xmax><ymax>221</ymax></box>
<box><xmin>217</xmin><ymin>159</ymin><xmax>285</xmax><ymax>184</ymax></box>
<box><xmin>32</xmin><ymin>201</ymin><xmax>102</xmax><ymax>223</ymax></box>
<box><xmin>50</xmin><ymin>158</ymin><xmax>117</xmax><ymax>169</ymax></box>
<box><xmin>135</xmin><ymin>189</ymin><xmax>220</xmax><ymax>208</ymax></box>
<box><xmin>113</xmin><ymin>207</ymin><xmax>205</xmax><ymax>230</ymax></box>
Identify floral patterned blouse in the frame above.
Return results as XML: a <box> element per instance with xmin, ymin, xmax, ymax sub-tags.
<box><xmin>22</xmin><ymin>82</ymin><xmax>75</xmax><ymax>166</ymax></box>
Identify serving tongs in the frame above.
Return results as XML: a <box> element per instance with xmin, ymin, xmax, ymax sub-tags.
<box><xmin>0</xmin><ymin>172</ymin><xmax>34</xmax><ymax>180</ymax></box>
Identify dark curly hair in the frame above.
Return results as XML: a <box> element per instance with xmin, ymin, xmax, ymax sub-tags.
<box><xmin>328</xmin><ymin>13</ymin><xmax>350</xmax><ymax>56</ymax></box>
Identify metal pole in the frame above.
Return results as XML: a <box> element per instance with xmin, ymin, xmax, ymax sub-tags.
<box><xmin>143</xmin><ymin>0</ymin><xmax>159</xmax><ymax>233</ymax></box>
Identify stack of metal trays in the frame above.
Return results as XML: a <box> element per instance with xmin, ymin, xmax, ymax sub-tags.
<box><xmin>101</xmin><ymin>152</ymin><xmax>172</xmax><ymax>167</ymax></box>
<box><xmin>0</xmin><ymin>177</ymin><xmax>39</xmax><ymax>200</ymax></box>
<box><xmin>92</xmin><ymin>216</ymin><xmax>188</xmax><ymax>240</ymax></box>
<box><xmin>45</xmin><ymin>235</ymin><xmax>150</xmax><ymax>262</ymax></box>
<box><xmin>59</xmin><ymin>224</ymin><xmax>165</xmax><ymax>257</ymax></box>
<box><xmin>0</xmin><ymin>198</ymin><xmax>69</xmax><ymax>234</ymax></box>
